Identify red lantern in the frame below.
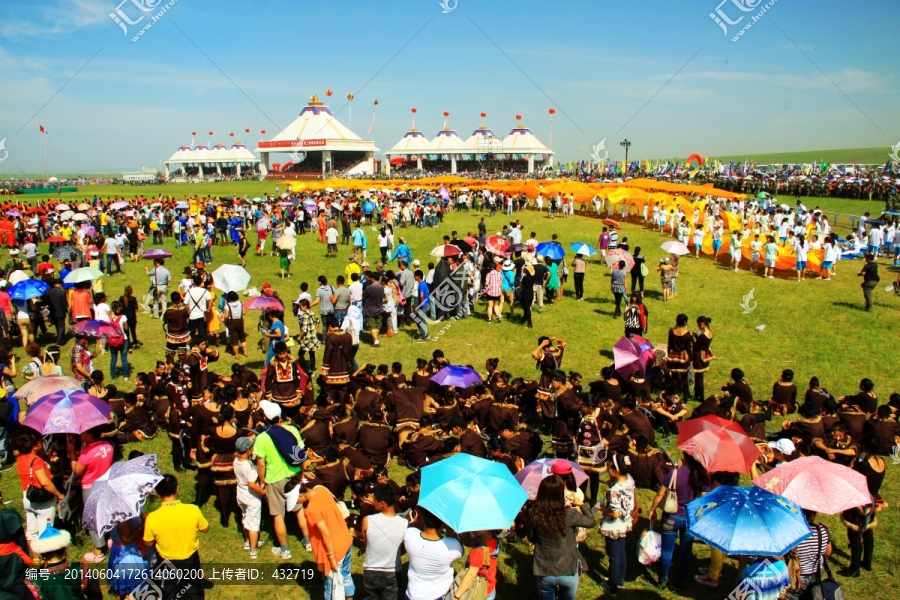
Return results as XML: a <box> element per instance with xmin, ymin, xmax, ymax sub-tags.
<box><xmin>480</xmin><ymin>112</ymin><xmax>487</xmax><ymax>118</ymax></box>
<box><xmin>208</xmin><ymin>131</ymin><xmax>213</xmax><ymax>135</ymax></box>
<box><xmin>373</xmin><ymin>99</ymin><xmax>379</xmax><ymax>105</ymax></box>
<box><xmin>515</xmin><ymin>114</ymin><xmax>522</xmax><ymax>121</ymax></box>
<box><xmin>261</xmin><ymin>130</ymin><xmax>266</xmax><ymax>134</ymax></box>
<box><xmin>411</xmin><ymin>107</ymin><xmax>417</xmax><ymax>114</ymax></box>
<box><xmin>191</xmin><ymin>131</ymin><xmax>196</xmax><ymax>136</ymax></box>
<box><xmin>549</xmin><ymin>108</ymin><xmax>556</xmax><ymax>115</ymax></box>
<box><xmin>443</xmin><ymin>111</ymin><xmax>449</xmax><ymax>117</ymax></box>
<box><xmin>244</xmin><ymin>128</ymin><xmax>250</xmax><ymax>133</ymax></box>
<box><xmin>326</xmin><ymin>89</ymin><xmax>332</xmax><ymax>96</ymax></box>
<box><xmin>229</xmin><ymin>132</ymin><xmax>234</xmax><ymax>137</ymax></box>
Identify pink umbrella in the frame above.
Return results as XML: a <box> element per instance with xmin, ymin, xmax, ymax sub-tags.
<box><xmin>109</xmin><ymin>201</ymin><xmax>130</xmax><ymax>210</ymax></box>
<box><xmin>515</xmin><ymin>459</ymin><xmax>588</xmax><ymax>500</ymax></box>
<box><xmin>22</xmin><ymin>390</ymin><xmax>111</xmax><ymax>435</ymax></box>
<box><xmin>612</xmin><ymin>335</ymin><xmax>655</xmax><ymax>378</ymax></box>
<box><xmin>16</xmin><ymin>375</ymin><xmax>84</xmax><ymax>407</ymax></box>
<box><xmin>244</xmin><ymin>296</ymin><xmax>284</xmax><ymax>311</ymax></box>
<box><xmin>80</xmin><ymin>224</ymin><xmax>97</xmax><ymax>238</ymax></box>
<box><xmin>605</xmin><ymin>248</ymin><xmax>635</xmax><ymax>271</ymax></box>
<box><xmin>73</xmin><ymin>319</ymin><xmax>125</xmax><ymax>342</ymax></box>
<box><xmin>753</xmin><ymin>456</ymin><xmax>872</xmax><ymax>514</ymax></box>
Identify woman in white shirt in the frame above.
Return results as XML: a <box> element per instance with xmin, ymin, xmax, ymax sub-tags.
<box><xmin>821</xmin><ymin>236</ymin><xmax>836</xmax><ymax>280</ymax></box>
<box><xmin>404</xmin><ymin>508</ymin><xmax>463</xmax><ymax>600</ymax></box>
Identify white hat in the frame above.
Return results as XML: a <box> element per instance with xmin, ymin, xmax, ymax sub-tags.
<box><xmin>259</xmin><ymin>399</ymin><xmax>282</xmax><ymax>421</ymax></box>
<box><xmin>31</xmin><ymin>524</ymin><xmax>72</xmax><ymax>555</ymax></box>
<box><xmin>768</xmin><ymin>439</ymin><xmax>796</xmax><ymax>456</ymax></box>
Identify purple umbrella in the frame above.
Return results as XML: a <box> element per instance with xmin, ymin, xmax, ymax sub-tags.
<box><xmin>515</xmin><ymin>459</ymin><xmax>589</xmax><ymax>500</ymax></box>
<box><xmin>431</xmin><ymin>365</ymin><xmax>483</xmax><ymax>388</ymax></box>
<box><xmin>142</xmin><ymin>249</ymin><xmax>173</xmax><ymax>260</ymax></box>
<box><xmin>109</xmin><ymin>201</ymin><xmax>130</xmax><ymax>210</ymax></box>
<box><xmin>6</xmin><ymin>210</ymin><xmax>21</xmax><ymax>217</ymax></box>
<box><xmin>613</xmin><ymin>334</ymin><xmax>656</xmax><ymax>378</ymax></box>
<box><xmin>243</xmin><ymin>296</ymin><xmax>284</xmax><ymax>311</ymax></box>
<box><xmin>22</xmin><ymin>390</ymin><xmax>111</xmax><ymax>435</ymax></box>
<box><xmin>80</xmin><ymin>224</ymin><xmax>97</xmax><ymax>238</ymax></box>
<box><xmin>83</xmin><ymin>454</ymin><xmax>163</xmax><ymax>537</ymax></box>
<box><xmin>73</xmin><ymin>319</ymin><xmax>125</xmax><ymax>341</ymax></box>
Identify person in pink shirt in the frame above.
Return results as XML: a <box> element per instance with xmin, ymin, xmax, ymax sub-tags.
<box><xmin>70</xmin><ymin>426</ymin><xmax>114</xmax><ymax>562</ymax></box>
<box><xmin>599</xmin><ymin>228</ymin><xmax>611</xmax><ymax>259</ymax></box>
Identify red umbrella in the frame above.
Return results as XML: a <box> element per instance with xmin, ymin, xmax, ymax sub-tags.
<box><xmin>44</xmin><ymin>236</ymin><xmax>67</xmax><ymax>243</ymax></box>
<box><xmin>74</xmin><ymin>320</ymin><xmax>125</xmax><ymax>342</ymax></box>
<box><xmin>753</xmin><ymin>456</ymin><xmax>872</xmax><ymax>514</ymax></box>
<box><xmin>602</xmin><ymin>218</ymin><xmax>621</xmax><ymax>230</ymax></box>
<box><xmin>677</xmin><ymin>416</ymin><xmax>761</xmax><ymax>474</ymax></box>
<box><xmin>484</xmin><ymin>235</ymin><xmax>510</xmax><ymax>256</ymax></box>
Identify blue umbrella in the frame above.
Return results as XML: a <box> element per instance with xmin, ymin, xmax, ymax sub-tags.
<box><xmin>419</xmin><ymin>453</ymin><xmax>528</xmax><ymax>532</ymax></box>
<box><xmin>9</xmin><ymin>279</ymin><xmax>49</xmax><ymax>301</ymax></box>
<box><xmin>535</xmin><ymin>241</ymin><xmax>565</xmax><ymax>260</ymax></box>
<box><xmin>685</xmin><ymin>485</ymin><xmax>811</xmax><ymax>556</ymax></box>
<box><xmin>569</xmin><ymin>242</ymin><xmax>597</xmax><ymax>256</ymax></box>
<box><xmin>424</xmin><ymin>198</ymin><xmax>438</xmax><ymax>204</ymax></box>
<box><xmin>363</xmin><ymin>201</ymin><xmax>376</xmax><ymax>212</ymax></box>
<box><xmin>175</xmin><ymin>202</ymin><xmax>189</xmax><ymax>209</ymax></box>
<box><xmin>431</xmin><ymin>365</ymin><xmax>483</xmax><ymax>388</ymax></box>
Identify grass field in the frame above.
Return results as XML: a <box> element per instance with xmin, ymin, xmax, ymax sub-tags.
<box><xmin>2</xmin><ymin>187</ymin><xmax>898</xmax><ymax>599</ymax></box>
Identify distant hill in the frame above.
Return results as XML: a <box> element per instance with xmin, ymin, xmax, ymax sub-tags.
<box><xmin>652</xmin><ymin>147</ymin><xmax>891</xmax><ymax>166</ymax></box>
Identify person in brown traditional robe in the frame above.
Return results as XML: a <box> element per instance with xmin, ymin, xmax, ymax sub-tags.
<box><xmin>357</xmin><ymin>409</ymin><xmax>393</xmax><ymax>467</ymax></box>
<box><xmin>531</xmin><ymin>336</ymin><xmax>565</xmax><ymax>420</ymax></box>
<box><xmin>184</xmin><ymin>337</ymin><xmax>219</xmax><ymax>403</ymax></box>
<box><xmin>116</xmin><ymin>392</ymin><xmax>157</xmax><ymax>443</ymax></box>
<box><xmin>321</xmin><ymin>316</ymin><xmax>353</xmax><ymax>386</ymax></box>
<box><xmin>450</xmin><ymin>414</ymin><xmax>487</xmax><ymax>458</ymax></box>
<box><xmin>263</xmin><ymin>342</ymin><xmax>308</xmax><ymax>417</ymax></box>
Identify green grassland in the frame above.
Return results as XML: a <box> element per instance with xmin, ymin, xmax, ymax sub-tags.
<box><xmin>1</xmin><ymin>190</ymin><xmax>898</xmax><ymax>599</ymax></box>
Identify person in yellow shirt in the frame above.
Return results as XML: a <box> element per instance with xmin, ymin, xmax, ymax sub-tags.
<box><xmin>345</xmin><ymin>255</ymin><xmax>362</xmax><ymax>283</ymax></box>
<box><xmin>143</xmin><ymin>474</ymin><xmax>208</xmax><ymax>600</ymax></box>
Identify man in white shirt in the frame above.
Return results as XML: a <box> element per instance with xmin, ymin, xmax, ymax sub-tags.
<box><xmin>104</xmin><ymin>236</ymin><xmax>122</xmax><ymax>275</ymax></box>
<box><xmin>348</xmin><ymin>273</ymin><xmax>363</xmax><ymax>307</ymax></box>
<box><xmin>185</xmin><ymin>275</ymin><xmax>210</xmax><ymax>341</ymax></box>
<box><xmin>22</xmin><ymin>240</ymin><xmax>38</xmax><ymax>272</ymax></box>
<box><xmin>508</xmin><ymin>225</ymin><xmax>522</xmax><ymax>245</ymax></box>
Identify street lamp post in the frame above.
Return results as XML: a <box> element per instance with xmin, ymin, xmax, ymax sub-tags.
<box><xmin>620</xmin><ymin>139</ymin><xmax>631</xmax><ymax>170</ymax></box>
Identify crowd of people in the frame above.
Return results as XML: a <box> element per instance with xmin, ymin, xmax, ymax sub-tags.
<box><xmin>0</xmin><ymin>189</ymin><xmax>894</xmax><ymax>600</ymax></box>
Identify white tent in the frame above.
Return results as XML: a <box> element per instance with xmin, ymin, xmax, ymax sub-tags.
<box><xmin>502</xmin><ymin>121</ymin><xmax>553</xmax><ymax>172</ymax></box>
<box><xmin>255</xmin><ymin>94</ymin><xmax>379</xmax><ymax>177</ymax></box>
<box><xmin>422</xmin><ymin>126</ymin><xmax>467</xmax><ymax>173</ymax></box>
<box><xmin>164</xmin><ymin>141</ymin><xmax>260</xmax><ymax>180</ymax></box>
<box><xmin>384</xmin><ymin>128</ymin><xmax>431</xmax><ymax>172</ymax></box>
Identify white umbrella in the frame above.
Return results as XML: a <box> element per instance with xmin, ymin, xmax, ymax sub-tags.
<box><xmin>77</xmin><ymin>203</ymin><xmax>91</xmax><ymax>211</ymax></box>
<box><xmin>8</xmin><ymin>270</ymin><xmax>31</xmax><ymax>285</ymax></box>
<box><xmin>72</xmin><ymin>213</ymin><xmax>89</xmax><ymax>221</ymax></box>
<box><xmin>64</xmin><ymin>267</ymin><xmax>104</xmax><ymax>284</ymax></box>
<box><xmin>276</xmin><ymin>236</ymin><xmax>295</xmax><ymax>250</ymax></box>
<box><xmin>324</xmin><ymin>187</ymin><xmax>335</xmax><ymax>193</ymax></box>
<box><xmin>211</xmin><ymin>264</ymin><xmax>251</xmax><ymax>293</ymax></box>
<box><xmin>55</xmin><ymin>203</ymin><xmax>70</xmax><ymax>211</ymax></box>
<box><xmin>60</xmin><ymin>211</ymin><xmax>75</xmax><ymax>220</ymax></box>
<box><xmin>660</xmin><ymin>240</ymin><xmax>691</xmax><ymax>256</ymax></box>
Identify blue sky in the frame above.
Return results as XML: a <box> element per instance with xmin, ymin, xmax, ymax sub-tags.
<box><xmin>1</xmin><ymin>0</ymin><xmax>898</xmax><ymax>174</ymax></box>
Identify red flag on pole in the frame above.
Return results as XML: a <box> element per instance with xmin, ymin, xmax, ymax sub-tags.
<box><xmin>39</xmin><ymin>125</ymin><xmax>49</xmax><ymax>136</ymax></box>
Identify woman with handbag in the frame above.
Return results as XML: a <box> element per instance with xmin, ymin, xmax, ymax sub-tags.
<box><xmin>527</xmin><ymin>474</ymin><xmax>596</xmax><ymax>600</ymax></box>
<box><xmin>785</xmin><ymin>510</ymin><xmax>833</xmax><ymax>600</ymax></box>
<box><xmin>12</xmin><ymin>432</ymin><xmax>65</xmax><ymax>558</ymax></box>
<box><xmin>599</xmin><ymin>453</ymin><xmax>636</xmax><ymax>596</ymax></box>
<box><xmin>453</xmin><ymin>530</ymin><xmax>500</xmax><ymax>600</ymax></box>
<box><xmin>647</xmin><ymin>453</ymin><xmax>708</xmax><ymax>589</ymax></box>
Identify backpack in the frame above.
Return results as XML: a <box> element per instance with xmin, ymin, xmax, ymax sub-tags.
<box><xmin>265</xmin><ymin>424</ymin><xmax>307</xmax><ymax>466</ymax></box>
<box><xmin>107</xmin><ymin>316</ymin><xmax>127</xmax><ymax>348</ymax></box>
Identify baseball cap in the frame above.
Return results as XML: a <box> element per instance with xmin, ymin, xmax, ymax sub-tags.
<box><xmin>412</xmin><ymin>259</ymin><xmax>421</xmax><ymax>267</ymax></box>
<box><xmin>768</xmin><ymin>439</ymin><xmax>796</xmax><ymax>455</ymax></box>
<box><xmin>259</xmin><ymin>400</ymin><xmax>282</xmax><ymax>421</ymax></box>
<box><xmin>235</xmin><ymin>436</ymin><xmax>254</xmax><ymax>453</ymax></box>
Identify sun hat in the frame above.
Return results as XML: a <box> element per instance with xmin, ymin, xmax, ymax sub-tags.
<box><xmin>502</xmin><ymin>260</ymin><xmax>514</xmax><ymax>271</ymax></box>
<box><xmin>768</xmin><ymin>439</ymin><xmax>796</xmax><ymax>455</ymax></box>
<box><xmin>551</xmin><ymin>461</ymin><xmax>573</xmax><ymax>476</ymax></box>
